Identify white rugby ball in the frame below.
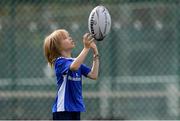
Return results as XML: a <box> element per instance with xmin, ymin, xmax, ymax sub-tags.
<box><xmin>88</xmin><ymin>5</ymin><xmax>111</xmax><ymax>41</ymax></box>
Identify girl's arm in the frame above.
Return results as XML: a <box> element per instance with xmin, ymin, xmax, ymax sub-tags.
<box><xmin>87</xmin><ymin>43</ymin><xmax>99</xmax><ymax>80</ymax></box>
<box><xmin>70</xmin><ymin>33</ymin><xmax>93</xmax><ymax>71</ymax></box>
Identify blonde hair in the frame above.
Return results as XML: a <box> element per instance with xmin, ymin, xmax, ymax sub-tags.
<box><xmin>43</xmin><ymin>29</ymin><xmax>69</xmax><ymax>67</ymax></box>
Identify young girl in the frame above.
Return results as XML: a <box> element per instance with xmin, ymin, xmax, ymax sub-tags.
<box><xmin>43</xmin><ymin>29</ymin><xmax>99</xmax><ymax>120</ymax></box>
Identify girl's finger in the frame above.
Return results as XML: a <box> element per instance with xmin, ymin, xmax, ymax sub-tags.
<box><xmin>88</xmin><ymin>33</ymin><xmax>95</xmax><ymax>40</ymax></box>
<box><xmin>89</xmin><ymin>38</ymin><xmax>95</xmax><ymax>44</ymax></box>
<box><xmin>90</xmin><ymin>37</ymin><xmax>95</xmax><ymax>42</ymax></box>
<box><xmin>83</xmin><ymin>33</ymin><xmax>90</xmax><ymax>39</ymax></box>
<box><xmin>87</xmin><ymin>34</ymin><xmax>93</xmax><ymax>40</ymax></box>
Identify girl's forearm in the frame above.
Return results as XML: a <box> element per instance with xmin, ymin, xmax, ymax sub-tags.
<box><xmin>70</xmin><ymin>48</ymin><xmax>90</xmax><ymax>71</ymax></box>
<box><xmin>87</xmin><ymin>47</ymin><xmax>99</xmax><ymax>80</ymax></box>
<box><xmin>89</xmin><ymin>56</ymin><xmax>99</xmax><ymax>80</ymax></box>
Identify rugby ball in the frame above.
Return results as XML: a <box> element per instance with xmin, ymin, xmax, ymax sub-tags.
<box><xmin>88</xmin><ymin>5</ymin><xmax>111</xmax><ymax>41</ymax></box>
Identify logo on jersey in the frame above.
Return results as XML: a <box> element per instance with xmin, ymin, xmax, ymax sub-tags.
<box><xmin>68</xmin><ymin>76</ymin><xmax>81</xmax><ymax>81</ymax></box>
<box><xmin>68</xmin><ymin>73</ymin><xmax>81</xmax><ymax>81</ymax></box>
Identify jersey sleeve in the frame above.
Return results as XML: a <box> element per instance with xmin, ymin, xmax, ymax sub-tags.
<box><xmin>80</xmin><ymin>64</ymin><xmax>91</xmax><ymax>77</ymax></box>
<box><xmin>55</xmin><ymin>58</ymin><xmax>72</xmax><ymax>74</ymax></box>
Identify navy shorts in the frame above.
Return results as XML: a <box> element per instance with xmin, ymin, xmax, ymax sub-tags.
<box><xmin>53</xmin><ymin>111</ymin><xmax>80</xmax><ymax>120</ymax></box>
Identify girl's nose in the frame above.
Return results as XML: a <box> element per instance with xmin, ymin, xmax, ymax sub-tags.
<box><xmin>70</xmin><ymin>37</ymin><xmax>74</xmax><ymax>42</ymax></box>
<box><xmin>69</xmin><ymin>37</ymin><xmax>72</xmax><ymax>40</ymax></box>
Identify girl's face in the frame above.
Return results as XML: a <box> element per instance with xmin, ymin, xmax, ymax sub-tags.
<box><xmin>59</xmin><ymin>33</ymin><xmax>75</xmax><ymax>50</ymax></box>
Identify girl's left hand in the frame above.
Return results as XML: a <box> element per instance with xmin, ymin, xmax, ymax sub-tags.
<box><xmin>90</xmin><ymin>41</ymin><xmax>99</xmax><ymax>55</ymax></box>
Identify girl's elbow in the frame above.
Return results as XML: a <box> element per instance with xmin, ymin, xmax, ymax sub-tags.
<box><xmin>91</xmin><ymin>74</ymin><xmax>98</xmax><ymax>80</ymax></box>
<box><xmin>88</xmin><ymin>72</ymin><xmax>98</xmax><ymax>80</ymax></box>
<box><xmin>70</xmin><ymin>65</ymin><xmax>79</xmax><ymax>71</ymax></box>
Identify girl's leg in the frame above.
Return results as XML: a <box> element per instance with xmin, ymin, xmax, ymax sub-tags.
<box><xmin>53</xmin><ymin>111</ymin><xmax>80</xmax><ymax>120</ymax></box>
<box><xmin>53</xmin><ymin>111</ymin><xmax>71</xmax><ymax>120</ymax></box>
<box><xmin>72</xmin><ymin>112</ymin><xmax>80</xmax><ymax>120</ymax></box>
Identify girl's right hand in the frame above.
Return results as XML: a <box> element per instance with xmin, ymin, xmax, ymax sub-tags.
<box><xmin>91</xmin><ymin>41</ymin><xmax>99</xmax><ymax>55</ymax></box>
<box><xmin>83</xmin><ymin>33</ymin><xmax>94</xmax><ymax>49</ymax></box>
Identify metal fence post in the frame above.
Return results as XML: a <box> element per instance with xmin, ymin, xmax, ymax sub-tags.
<box><xmin>9</xmin><ymin>0</ymin><xmax>17</xmax><ymax>119</ymax></box>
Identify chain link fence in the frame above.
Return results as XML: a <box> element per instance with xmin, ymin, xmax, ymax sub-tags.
<box><xmin>0</xmin><ymin>0</ymin><xmax>180</xmax><ymax>120</ymax></box>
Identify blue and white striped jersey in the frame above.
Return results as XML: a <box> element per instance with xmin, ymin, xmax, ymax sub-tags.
<box><xmin>52</xmin><ymin>57</ymin><xmax>91</xmax><ymax>112</ymax></box>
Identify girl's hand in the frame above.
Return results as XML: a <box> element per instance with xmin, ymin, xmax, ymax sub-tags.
<box><xmin>91</xmin><ymin>41</ymin><xmax>99</xmax><ymax>55</ymax></box>
<box><xmin>83</xmin><ymin>33</ymin><xmax>94</xmax><ymax>49</ymax></box>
